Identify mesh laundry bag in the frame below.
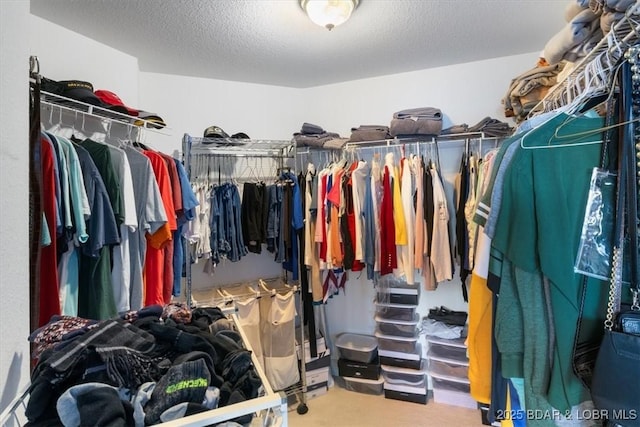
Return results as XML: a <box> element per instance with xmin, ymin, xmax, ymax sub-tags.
<box><xmin>260</xmin><ymin>291</ymin><xmax>300</xmax><ymax>390</ymax></box>
<box><xmin>235</xmin><ymin>297</ymin><xmax>264</xmax><ymax>372</ymax></box>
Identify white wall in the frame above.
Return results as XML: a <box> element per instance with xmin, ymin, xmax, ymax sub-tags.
<box><xmin>0</xmin><ymin>0</ymin><xmax>31</xmax><ymax>415</ymax></box>
<box><xmin>29</xmin><ymin>15</ymin><xmax>140</xmax><ymax>108</ymax></box>
<box><xmin>302</xmin><ymin>52</ymin><xmax>537</xmax><ymax>137</ymax></box>
<box><xmin>0</xmin><ymin>12</ymin><xmax>142</xmax><ymax>414</ymax></box>
<box><xmin>139</xmin><ymin>71</ymin><xmax>305</xmax><ymax>155</ymax></box>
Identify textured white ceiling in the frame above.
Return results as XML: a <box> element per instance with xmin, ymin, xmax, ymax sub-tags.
<box><xmin>30</xmin><ymin>0</ymin><xmax>568</xmax><ymax>88</ymax></box>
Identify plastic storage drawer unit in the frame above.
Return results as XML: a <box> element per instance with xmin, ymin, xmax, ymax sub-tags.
<box><xmin>428</xmin><ymin>358</ymin><xmax>469</xmax><ymax>379</ymax></box>
<box><xmin>338</xmin><ymin>357</ymin><xmax>381</xmax><ymax>380</ymax></box>
<box><xmin>379</xmin><ymin>343</ymin><xmax>422</xmax><ymax>370</ymax></box>
<box><xmin>344</xmin><ymin>376</ymin><xmax>385</xmax><ymax>395</ymax></box>
<box><xmin>426</xmin><ymin>337</ymin><xmax>468</xmax><ymax>362</ymax></box>
<box><xmin>375</xmin><ymin>280</ymin><xmax>420</xmax><ymax>305</ymax></box>
<box><xmin>375</xmin><ymin>314</ymin><xmax>419</xmax><ymax>338</ymax></box>
<box><xmin>384</xmin><ymin>382</ymin><xmax>428</xmax><ymax>404</ymax></box>
<box><xmin>336</xmin><ymin>333</ymin><xmax>378</xmax><ymax>363</ymax></box>
<box><xmin>375</xmin><ymin>301</ymin><xmax>417</xmax><ymax>322</ymax></box>
<box><xmin>430</xmin><ymin>372</ymin><xmax>476</xmax><ymax>409</ymax></box>
<box><xmin>375</xmin><ymin>331</ymin><xmax>419</xmax><ymax>354</ymax></box>
<box><xmin>381</xmin><ymin>361</ymin><xmax>427</xmax><ymax>388</ymax></box>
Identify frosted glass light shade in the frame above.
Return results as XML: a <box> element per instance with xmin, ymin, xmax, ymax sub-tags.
<box><xmin>300</xmin><ymin>0</ymin><xmax>359</xmax><ymax>30</ymax></box>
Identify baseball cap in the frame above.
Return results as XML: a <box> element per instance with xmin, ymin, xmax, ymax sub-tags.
<box><xmin>133</xmin><ymin>111</ymin><xmax>167</xmax><ymax>129</ymax></box>
<box><xmin>56</xmin><ymin>80</ymin><xmax>105</xmax><ymax>107</ymax></box>
<box><xmin>203</xmin><ymin>125</ymin><xmax>229</xmax><ymax>139</ymax></box>
<box><xmin>94</xmin><ymin>90</ymin><xmax>138</xmax><ymax>116</ymax></box>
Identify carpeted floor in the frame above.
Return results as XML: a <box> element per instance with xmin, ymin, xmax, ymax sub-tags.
<box><xmin>287</xmin><ymin>380</ymin><xmax>487</xmax><ymax>427</ymax></box>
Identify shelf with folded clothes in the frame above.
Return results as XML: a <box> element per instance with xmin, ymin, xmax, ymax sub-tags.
<box><xmin>343</xmin><ymin>132</ymin><xmax>504</xmax><ymax>151</ymax></box>
<box><xmin>39</xmin><ymin>90</ymin><xmax>172</xmax><ymax>135</ymax></box>
<box><xmin>528</xmin><ymin>2</ymin><xmax>640</xmax><ymax>117</ymax></box>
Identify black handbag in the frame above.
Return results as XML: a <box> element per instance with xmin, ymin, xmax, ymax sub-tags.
<box><xmin>590</xmin><ymin>53</ymin><xmax>640</xmax><ymax>427</ymax></box>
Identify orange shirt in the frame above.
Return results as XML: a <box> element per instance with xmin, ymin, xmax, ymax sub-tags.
<box><xmin>143</xmin><ymin>150</ymin><xmax>176</xmax><ymax>306</ymax></box>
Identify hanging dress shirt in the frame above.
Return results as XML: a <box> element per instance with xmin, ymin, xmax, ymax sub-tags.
<box><xmin>430</xmin><ymin>165</ymin><xmax>453</xmax><ymax>282</ymax></box>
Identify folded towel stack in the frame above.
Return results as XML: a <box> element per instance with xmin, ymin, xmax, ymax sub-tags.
<box><xmin>293</xmin><ymin>122</ymin><xmax>344</xmax><ymax>149</ymax></box>
<box><xmin>349</xmin><ymin>125</ymin><xmax>392</xmax><ymax>142</ymax></box>
<box><xmin>468</xmin><ymin>117</ymin><xmax>514</xmax><ymax>138</ymax></box>
<box><xmin>389</xmin><ymin>107</ymin><xmax>443</xmax><ymax>137</ymax></box>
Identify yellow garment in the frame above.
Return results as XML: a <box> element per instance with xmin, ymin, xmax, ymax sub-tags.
<box><xmin>501</xmin><ymin>386</ymin><xmax>514</xmax><ymax>427</ymax></box>
<box><xmin>468</xmin><ymin>272</ymin><xmax>493</xmax><ymax>404</ymax></box>
<box><xmin>392</xmin><ymin>165</ymin><xmax>407</xmax><ymax>245</ymax></box>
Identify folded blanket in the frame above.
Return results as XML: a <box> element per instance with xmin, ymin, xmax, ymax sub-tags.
<box><xmin>392</xmin><ymin>107</ymin><xmax>442</xmax><ymax>121</ymax></box>
<box><xmin>469</xmin><ymin>117</ymin><xmax>514</xmax><ymax>138</ymax></box>
<box><xmin>564</xmin><ymin>28</ymin><xmax>604</xmax><ymax>62</ymax></box>
<box><xmin>503</xmin><ymin>62</ymin><xmax>565</xmax><ymax>119</ymax></box>
<box><xmin>349</xmin><ymin>125</ymin><xmax>391</xmax><ymax>142</ymax></box>
<box><xmin>323</xmin><ymin>137</ymin><xmax>349</xmax><ymax>150</ymax></box>
<box><xmin>441</xmin><ymin>124</ymin><xmax>470</xmax><ymax>135</ymax></box>
<box><xmin>390</xmin><ymin>117</ymin><xmax>442</xmax><ymax>137</ymax></box>
<box><xmin>543</xmin><ymin>8</ymin><xmax>601</xmax><ymax>65</ymax></box>
<box><xmin>293</xmin><ymin>132</ymin><xmax>340</xmax><ymax>147</ymax></box>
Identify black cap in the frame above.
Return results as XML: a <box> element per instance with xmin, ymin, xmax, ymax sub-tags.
<box><xmin>203</xmin><ymin>125</ymin><xmax>229</xmax><ymax>139</ymax></box>
<box><xmin>57</xmin><ymin>80</ymin><xmax>105</xmax><ymax>107</ymax></box>
<box><xmin>231</xmin><ymin>132</ymin><xmax>250</xmax><ymax>139</ymax></box>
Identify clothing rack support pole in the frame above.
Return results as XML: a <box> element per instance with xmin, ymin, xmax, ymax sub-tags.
<box><xmin>182</xmin><ymin>133</ymin><xmax>194</xmax><ymax>308</ymax></box>
<box><xmin>296</xmin><ymin>285</ymin><xmax>308</xmax><ymax>414</ymax></box>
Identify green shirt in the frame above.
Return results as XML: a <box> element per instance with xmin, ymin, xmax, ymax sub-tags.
<box><xmin>492</xmin><ymin>112</ymin><xmax>608</xmax><ymax>412</ymax></box>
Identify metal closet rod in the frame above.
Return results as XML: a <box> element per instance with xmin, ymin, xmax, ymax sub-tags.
<box><xmin>344</xmin><ymin>132</ymin><xmax>499</xmax><ymax>150</ymax></box>
<box><xmin>40</xmin><ymin>90</ymin><xmax>172</xmax><ymax>135</ymax></box>
<box><xmin>187</xmin><ymin>135</ymin><xmax>295</xmax><ymax>156</ymax></box>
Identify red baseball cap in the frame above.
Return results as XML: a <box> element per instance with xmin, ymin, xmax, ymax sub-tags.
<box><xmin>94</xmin><ymin>89</ymin><xmax>138</xmax><ymax>116</ymax></box>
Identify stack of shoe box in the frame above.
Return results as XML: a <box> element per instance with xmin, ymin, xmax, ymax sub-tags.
<box><xmin>375</xmin><ymin>280</ymin><xmax>428</xmax><ymax>404</ymax></box>
<box><xmin>336</xmin><ymin>333</ymin><xmax>384</xmax><ymax>395</ymax></box>
<box><xmin>426</xmin><ymin>334</ymin><xmax>476</xmax><ymax>409</ymax></box>
<box><xmin>296</xmin><ymin>334</ymin><xmax>331</xmax><ymax>400</ymax></box>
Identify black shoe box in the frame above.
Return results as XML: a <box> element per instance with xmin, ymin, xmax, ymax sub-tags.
<box><xmin>338</xmin><ymin>355</ymin><xmax>381</xmax><ymax>380</ymax></box>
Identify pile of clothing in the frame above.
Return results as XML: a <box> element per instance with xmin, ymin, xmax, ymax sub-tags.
<box><xmin>503</xmin><ymin>0</ymin><xmax>636</xmax><ymax>123</ymax></box>
<box><xmin>292</xmin><ymin>122</ymin><xmax>347</xmax><ymax>149</ymax></box>
<box><xmin>423</xmin><ymin>306</ymin><xmax>468</xmax><ymax>340</ymax></box>
<box><xmin>442</xmin><ymin>117</ymin><xmax>514</xmax><ymax>138</ymax></box>
<box><xmin>389</xmin><ymin>107</ymin><xmax>444</xmax><ymax>137</ymax></box>
<box><xmin>349</xmin><ymin>125</ymin><xmax>392</xmax><ymax>142</ymax></box>
<box><xmin>502</xmin><ymin>61</ymin><xmax>566</xmax><ymax>122</ymax></box>
<box><xmin>26</xmin><ymin>304</ymin><xmax>261</xmax><ymax>426</ymax></box>
<box><xmin>543</xmin><ymin>0</ymin><xmax>635</xmax><ymax>66</ymax></box>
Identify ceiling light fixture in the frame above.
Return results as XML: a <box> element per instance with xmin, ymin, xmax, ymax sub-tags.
<box><xmin>300</xmin><ymin>0</ymin><xmax>359</xmax><ymax>31</ymax></box>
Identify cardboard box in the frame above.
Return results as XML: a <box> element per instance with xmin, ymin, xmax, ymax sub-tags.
<box><xmin>300</xmin><ymin>348</ymin><xmax>331</xmax><ymax>371</ymax></box>
<box><xmin>296</xmin><ymin>336</ymin><xmax>327</xmax><ymax>361</ymax></box>
<box><xmin>306</xmin><ymin>367</ymin><xmax>330</xmax><ymax>387</ymax></box>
